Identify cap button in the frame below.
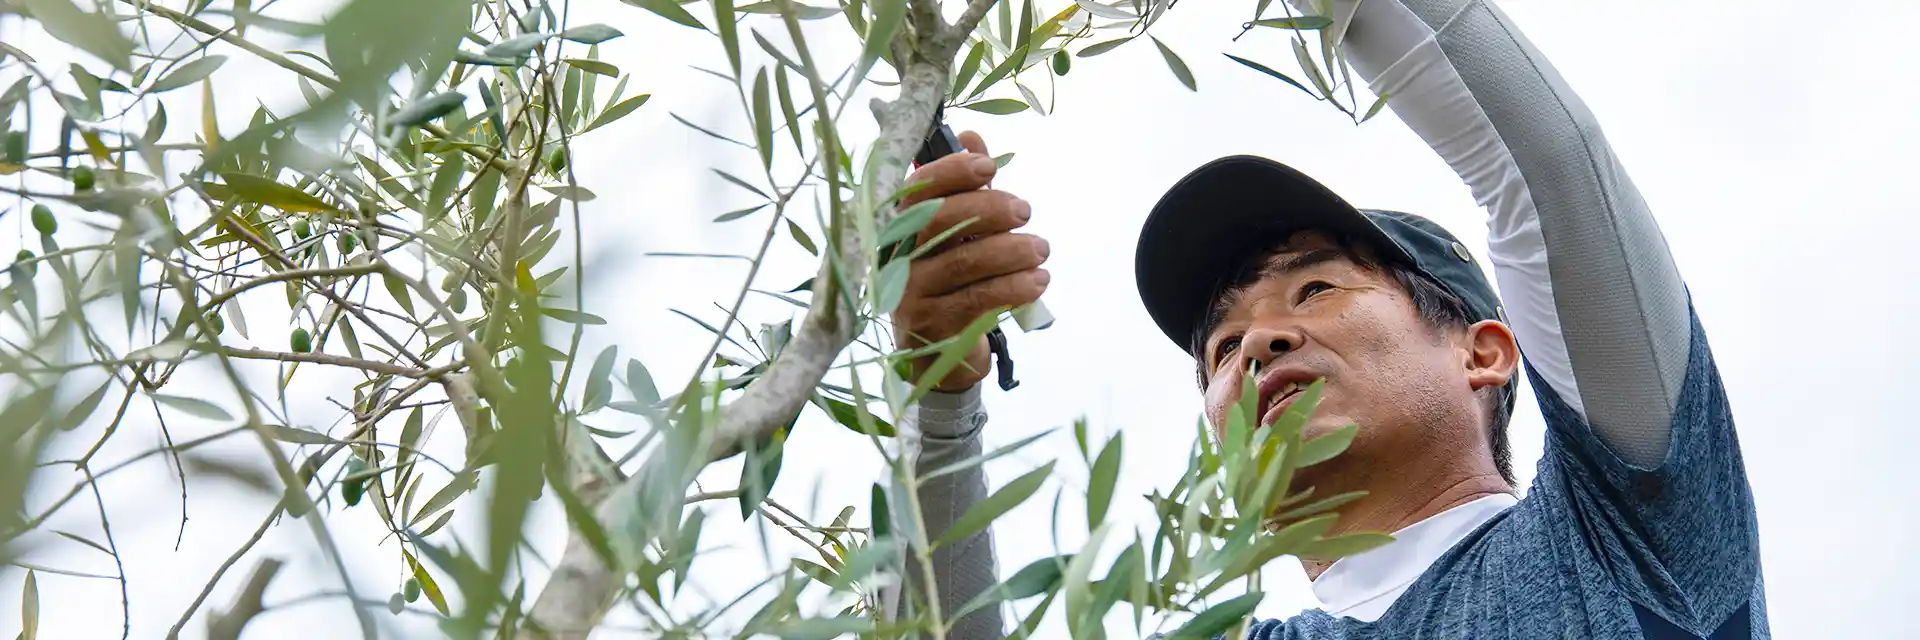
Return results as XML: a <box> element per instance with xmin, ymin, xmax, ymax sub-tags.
<box><xmin>1451</xmin><ymin>241</ymin><xmax>1472</xmax><ymax>262</ymax></box>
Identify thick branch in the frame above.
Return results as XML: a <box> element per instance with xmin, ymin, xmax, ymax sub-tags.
<box><xmin>909</xmin><ymin>0</ymin><xmax>946</xmax><ymax>51</ymax></box>
<box><xmin>946</xmin><ymin>0</ymin><xmax>1002</xmax><ymax>50</ymax></box>
<box><xmin>521</xmin><ymin>1</ymin><xmax>967</xmax><ymax>636</ymax></box>
<box><xmin>204</xmin><ymin>558</ymin><xmax>284</xmax><ymax>640</ymax></box>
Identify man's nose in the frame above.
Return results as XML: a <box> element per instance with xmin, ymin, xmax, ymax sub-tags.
<box><xmin>1241</xmin><ymin>325</ymin><xmax>1302</xmax><ymax>366</ymax></box>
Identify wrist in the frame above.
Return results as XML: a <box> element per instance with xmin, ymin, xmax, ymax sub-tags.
<box><xmin>916</xmin><ymin>385</ymin><xmax>986</xmax><ymax>439</ymax></box>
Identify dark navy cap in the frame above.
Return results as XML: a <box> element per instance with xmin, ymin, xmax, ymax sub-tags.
<box><xmin>1135</xmin><ymin>155</ymin><xmax>1507</xmax><ymax>359</ymax></box>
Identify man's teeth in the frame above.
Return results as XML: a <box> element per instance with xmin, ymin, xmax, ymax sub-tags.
<box><xmin>1280</xmin><ymin>381</ymin><xmax>1299</xmax><ymax>398</ymax></box>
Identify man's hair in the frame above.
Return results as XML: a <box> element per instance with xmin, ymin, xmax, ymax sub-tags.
<box><xmin>1189</xmin><ymin>233</ymin><xmax>1517</xmax><ymax>486</ymax></box>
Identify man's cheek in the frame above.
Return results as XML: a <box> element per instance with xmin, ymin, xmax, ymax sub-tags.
<box><xmin>1202</xmin><ymin>381</ymin><xmax>1239</xmax><ymax>426</ymax></box>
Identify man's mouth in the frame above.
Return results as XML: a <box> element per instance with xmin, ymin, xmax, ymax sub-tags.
<box><xmin>1259</xmin><ymin>379</ymin><xmax>1310</xmax><ymax>427</ymax></box>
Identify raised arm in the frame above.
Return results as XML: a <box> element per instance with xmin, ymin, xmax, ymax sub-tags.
<box><xmin>1305</xmin><ymin>0</ymin><xmax>1691</xmax><ymax>469</ymax></box>
<box><xmin>887</xmin><ymin>130</ymin><xmax>1048</xmax><ymax>638</ymax></box>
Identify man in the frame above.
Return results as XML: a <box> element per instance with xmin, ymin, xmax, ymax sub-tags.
<box><xmin>892</xmin><ymin>0</ymin><xmax>1766</xmax><ymax>638</ymax></box>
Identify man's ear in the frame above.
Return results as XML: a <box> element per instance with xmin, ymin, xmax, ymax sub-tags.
<box><xmin>1462</xmin><ymin>319</ymin><xmax>1520</xmax><ymax>391</ymax></box>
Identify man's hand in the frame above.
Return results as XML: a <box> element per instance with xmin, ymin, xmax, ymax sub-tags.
<box><xmin>892</xmin><ymin>132</ymin><xmax>1051</xmax><ymax>393</ymax></box>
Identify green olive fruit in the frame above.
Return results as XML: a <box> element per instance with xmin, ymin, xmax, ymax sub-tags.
<box><xmin>1052</xmin><ymin>50</ymin><xmax>1071</xmax><ymax>76</ymax></box>
<box><xmin>292</xmin><ymin>218</ymin><xmax>311</xmax><ymax>238</ymax></box>
<box><xmin>30</xmin><ymin>204</ymin><xmax>55</xmax><ymax>235</ymax></box>
<box><xmin>71</xmin><ymin>165</ymin><xmax>95</xmax><ymax>190</ymax></box>
<box><xmin>12</xmin><ymin>249</ymin><xmax>36</xmax><ymax>277</ymax></box>
<box><xmin>290</xmin><ymin>327</ymin><xmax>312</xmax><ymax>353</ymax></box>
<box><xmin>387</xmin><ymin>592</ymin><xmax>404</xmax><ymax>615</ymax></box>
<box><xmin>3</xmin><ymin>131</ymin><xmax>25</xmax><ymax>164</ymax></box>
<box><xmin>341</xmin><ymin>456</ymin><xmax>369</xmax><ymax>506</ymax></box>
<box><xmin>403</xmin><ymin>578</ymin><xmax>421</xmax><ymax>602</ymax></box>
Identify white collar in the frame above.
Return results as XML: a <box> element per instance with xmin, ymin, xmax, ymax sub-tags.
<box><xmin>1310</xmin><ymin>493</ymin><xmax>1518</xmax><ymax>622</ymax></box>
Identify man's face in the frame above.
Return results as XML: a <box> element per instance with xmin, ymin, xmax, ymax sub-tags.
<box><xmin>1198</xmin><ymin>231</ymin><xmax>1488</xmax><ymax>484</ymax></box>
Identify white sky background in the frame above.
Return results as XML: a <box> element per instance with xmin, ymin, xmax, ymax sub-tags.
<box><xmin>4</xmin><ymin>0</ymin><xmax>1919</xmax><ymax>638</ymax></box>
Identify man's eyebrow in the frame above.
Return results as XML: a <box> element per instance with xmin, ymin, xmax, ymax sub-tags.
<box><xmin>1261</xmin><ymin>248</ymin><xmax>1346</xmax><ymax>280</ymax></box>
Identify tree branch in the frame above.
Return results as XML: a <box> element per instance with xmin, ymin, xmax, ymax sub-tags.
<box><xmin>947</xmin><ymin>0</ymin><xmax>1002</xmax><ymax>50</ymax></box>
<box><xmin>521</xmin><ymin>0</ymin><xmax>970</xmax><ymax>635</ymax></box>
<box><xmin>211</xmin><ymin>347</ymin><xmax>462</xmax><ymax>379</ymax></box>
<box><xmin>910</xmin><ymin>0</ymin><xmax>947</xmax><ymax>51</ymax></box>
<box><xmin>200</xmin><ymin>264</ymin><xmax>384</xmax><ymax>311</ymax></box>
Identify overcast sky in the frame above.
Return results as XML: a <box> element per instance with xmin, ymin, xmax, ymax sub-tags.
<box><xmin>6</xmin><ymin>1</ymin><xmax>1919</xmax><ymax>638</ymax></box>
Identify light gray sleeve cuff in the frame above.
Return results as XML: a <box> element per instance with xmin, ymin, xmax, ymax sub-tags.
<box><xmin>913</xmin><ymin>385</ymin><xmax>989</xmax><ymax>440</ymax></box>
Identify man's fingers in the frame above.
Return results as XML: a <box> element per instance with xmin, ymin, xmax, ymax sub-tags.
<box><xmin>908</xmin><ymin>233</ymin><xmax>1049</xmax><ymax>296</ymax></box>
<box><xmin>901</xmin><ymin>150</ymin><xmax>996</xmax><ymax>208</ymax></box>
<box><xmin>916</xmin><ymin>190</ymin><xmax>1030</xmax><ymax>249</ymax></box>
<box><xmin>958</xmin><ymin>130</ymin><xmax>989</xmax><ymax>157</ymax></box>
<box><xmin>921</xmin><ymin>269</ymin><xmax>1051</xmax><ymax>331</ymax></box>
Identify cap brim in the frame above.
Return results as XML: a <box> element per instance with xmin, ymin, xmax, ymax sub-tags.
<box><xmin>1134</xmin><ymin>156</ymin><xmax>1409</xmax><ymax>356</ymax></box>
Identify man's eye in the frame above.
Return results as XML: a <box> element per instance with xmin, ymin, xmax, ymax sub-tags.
<box><xmin>1214</xmin><ymin>336</ymin><xmax>1241</xmax><ymax>366</ymax></box>
<box><xmin>1297</xmin><ymin>280</ymin><xmax>1334</xmax><ymax>303</ymax></box>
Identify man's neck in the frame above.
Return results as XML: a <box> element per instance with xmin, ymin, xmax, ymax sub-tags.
<box><xmin>1300</xmin><ymin>473</ymin><xmax>1513</xmax><ymax>581</ymax></box>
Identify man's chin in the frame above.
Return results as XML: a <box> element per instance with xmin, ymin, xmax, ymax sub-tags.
<box><xmin>1298</xmin><ymin>415</ymin><xmax>1356</xmax><ymax>440</ymax></box>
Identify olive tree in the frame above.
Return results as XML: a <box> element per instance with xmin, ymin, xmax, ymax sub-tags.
<box><xmin>0</xmin><ymin>0</ymin><xmax>1386</xmax><ymax>637</ymax></box>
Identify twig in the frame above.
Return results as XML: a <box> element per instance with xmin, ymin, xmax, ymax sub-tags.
<box><xmin>200</xmin><ymin>264</ymin><xmax>384</xmax><ymax>310</ymax></box>
<box><xmin>5</xmin><ymin>561</ymin><xmax>117</xmax><ymax>580</ymax></box>
<box><xmin>212</xmin><ymin>347</ymin><xmax>462</xmax><ymax>379</ymax></box>
<box><xmin>14</xmin><ymin>428</ymin><xmax>250</xmax><ymax>542</ymax></box>
<box><xmin>82</xmin><ymin>466</ymin><xmax>132</xmax><ymax>640</ymax></box>
<box><xmin>686</xmin><ymin>489</ymin><xmax>744</xmax><ymax>504</ymax></box>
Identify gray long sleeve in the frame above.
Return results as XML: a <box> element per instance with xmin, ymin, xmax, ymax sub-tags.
<box><xmin>1305</xmin><ymin>0</ymin><xmax>1693</xmax><ymax>469</ymax></box>
<box><xmin>901</xmin><ymin>386</ymin><xmax>1003</xmax><ymax>638</ymax></box>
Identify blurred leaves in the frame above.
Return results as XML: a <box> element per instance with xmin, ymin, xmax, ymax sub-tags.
<box><xmin>934</xmin><ymin>461</ymin><xmax>1053</xmax><ymax>548</ymax></box>
<box><xmin>1172</xmin><ymin>590</ymin><xmax>1263</xmax><ymax>638</ymax></box>
<box><xmin>22</xmin><ymin>0</ymin><xmax>133</xmax><ymax>72</ymax></box>
<box><xmin>20</xmin><ymin>569</ymin><xmax>38</xmax><ymax>640</ymax></box>
<box><xmin>151</xmin><ymin>394</ymin><xmax>233</xmax><ymax>422</ymax></box>
<box><xmin>391</xmin><ymin>93</ymin><xmax>466</xmax><ymax>127</ymax></box>
<box><xmin>219</xmin><ymin>173</ymin><xmax>332</xmax><ymax>212</ymax></box>
<box><xmin>148</xmin><ymin>55</ymin><xmax>228</xmax><ymax>93</ymax></box>
<box><xmin>959</xmin><ymin>98</ymin><xmax>1029</xmax><ymax>115</ymax></box>
<box><xmin>624</xmin><ymin>0</ymin><xmax>708</xmax><ymax>29</ymax></box>
<box><xmin>560</xmin><ymin>24</ymin><xmax>626</xmax><ymax>44</ymax></box>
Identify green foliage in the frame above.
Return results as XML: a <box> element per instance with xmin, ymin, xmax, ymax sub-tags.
<box><xmin>0</xmin><ymin>0</ymin><xmax>1380</xmax><ymax>637</ymax></box>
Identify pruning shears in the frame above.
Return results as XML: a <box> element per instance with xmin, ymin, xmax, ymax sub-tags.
<box><xmin>910</xmin><ymin>105</ymin><xmax>1055</xmax><ymax>391</ymax></box>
